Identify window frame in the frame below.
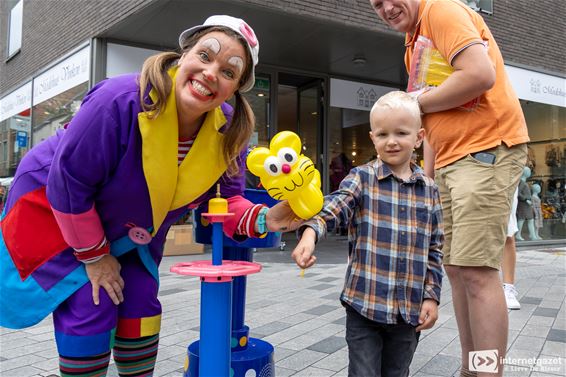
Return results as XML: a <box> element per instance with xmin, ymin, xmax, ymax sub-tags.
<box><xmin>6</xmin><ymin>0</ymin><xmax>24</xmax><ymax>61</ymax></box>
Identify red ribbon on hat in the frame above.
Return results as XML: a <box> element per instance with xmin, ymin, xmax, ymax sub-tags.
<box><xmin>239</xmin><ymin>22</ymin><xmax>257</xmax><ymax>48</ymax></box>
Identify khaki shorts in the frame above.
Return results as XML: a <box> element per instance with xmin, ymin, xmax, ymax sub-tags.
<box><xmin>435</xmin><ymin>144</ymin><xmax>527</xmax><ymax>269</ymax></box>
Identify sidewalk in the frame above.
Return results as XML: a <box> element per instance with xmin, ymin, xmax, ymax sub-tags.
<box><xmin>1</xmin><ymin>235</ymin><xmax>564</xmax><ymax>376</ymax></box>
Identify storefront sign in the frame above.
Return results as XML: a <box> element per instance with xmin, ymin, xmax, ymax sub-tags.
<box><xmin>330</xmin><ymin>78</ymin><xmax>394</xmax><ymax>111</ymax></box>
<box><xmin>505</xmin><ymin>65</ymin><xmax>566</xmax><ymax>108</ymax></box>
<box><xmin>16</xmin><ymin>131</ymin><xmax>28</xmax><ymax>147</ymax></box>
<box><xmin>0</xmin><ymin>81</ymin><xmax>32</xmax><ymax>122</ymax></box>
<box><xmin>33</xmin><ymin>46</ymin><xmax>90</xmax><ymax>105</ymax></box>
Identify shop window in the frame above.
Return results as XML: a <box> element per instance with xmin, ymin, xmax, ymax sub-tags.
<box><xmin>1</xmin><ymin>142</ymin><xmax>6</xmax><ymax>165</ymax></box>
<box><xmin>460</xmin><ymin>0</ymin><xmax>493</xmax><ymax>15</ymax></box>
<box><xmin>241</xmin><ymin>75</ymin><xmax>271</xmax><ymax>189</ymax></box>
<box><xmin>32</xmin><ymin>83</ymin><xmax>88</xmax><ymax>147</ymax></box>
<box><xmin>0</xmin><ymin>81</ymin><xmax>31</xmax><ymax>176</ymax></box>
<box><xmin>328</xmin><ymin>106</ymin><xmax>376</xmax><ymax>191</ymax></box>
<box><xmin>7</xmin><ymin>0</ymin><xmax>23</xmax><ymax>59</ymax></box>
<box><xmin>520</xmin><ymin>100</ymin><xmax>566</xmax><ymax>241</ymax></box>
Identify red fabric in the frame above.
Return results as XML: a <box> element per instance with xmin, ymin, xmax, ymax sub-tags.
<box><xmin>73</xmin><ymin>242</ymin><xmax>110</xmax><ymax>261</ymax></box>
<box><xmin>1</xmin><ymin>187</ymin><xmax>69</xmax><ymax>280</ymax></box>
<box><xmin>116</xmin><ymin>318</ymin><xmax>141</xmax><ymax>338</ymax></box>
<box><xmin>223</xmin><ymin>195</ymin><xmax>254</xmax><ymax>238</ymax></box>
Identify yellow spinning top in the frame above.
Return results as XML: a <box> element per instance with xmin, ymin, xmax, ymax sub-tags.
<box><xmin>208</xmin><ymin>184</ymin><xmax>228</xmax><ymax>214</ymax></box>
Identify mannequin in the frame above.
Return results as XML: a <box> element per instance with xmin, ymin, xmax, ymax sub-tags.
<box><xmin>531</xmin><ymin>183</ymin><xmax>543</xmax><ymax>239</ymax></box>
<box><xmin>516</xmin><ymin>166</ymin><xmax>537</xmax><ymax>241</ymax></box>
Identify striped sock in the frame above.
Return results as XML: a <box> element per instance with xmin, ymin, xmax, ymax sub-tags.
<box><xmin>59</xmin><ymin>351</ymin><xmax>110</xmax><ymax>377</ymax></box>
<box><xmin>113</xmin><ymin>334</ymin><xmax>159</xmax><ymax>376</ymax></box>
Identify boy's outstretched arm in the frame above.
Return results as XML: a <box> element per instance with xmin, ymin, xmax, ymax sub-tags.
<box><xmin>291</xmin><ymin>227</ymin><xmax>317</xmax><ymax>269</ymax></box>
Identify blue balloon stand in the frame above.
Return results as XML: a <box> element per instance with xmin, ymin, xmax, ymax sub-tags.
<box><xmin>172</xmin><ymin>189</ymin><xmax>280</xmax><ymax>377</ymax></box>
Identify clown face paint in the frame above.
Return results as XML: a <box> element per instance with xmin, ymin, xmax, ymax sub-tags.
<box><xmin>200</xmin><ymin>37</ymin><xmax>244</xmax><ymax>76</ymax></box>
<box><xmin>200</xmin><ymin>37</ymin><xmax>221</xmax><ymax>54</ymax></box>
<box><xmin>228</xmin><ymin>56</ymin><xmax>244</xmax><ymax>75</ymax></box>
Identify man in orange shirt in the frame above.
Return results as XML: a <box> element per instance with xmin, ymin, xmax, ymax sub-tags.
<box><xmin>369</xmin><ymin>1</ymin><xmax>529</xmax><ymax>376</ymax></box>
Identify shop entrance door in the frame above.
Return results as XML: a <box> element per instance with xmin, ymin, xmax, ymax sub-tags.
<box><xmin>277</xmin><ymin>73</ymin><xmax>324</xmax><ymax>176</ymax></box>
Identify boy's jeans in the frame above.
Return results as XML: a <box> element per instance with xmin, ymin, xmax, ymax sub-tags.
<box><xmin>345</xmin><ymin>304</ymin><xmax>420</xmax><ymax>377</ymax></box>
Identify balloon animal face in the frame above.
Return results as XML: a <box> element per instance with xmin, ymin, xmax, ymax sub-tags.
<box><xmin>247</xmin><ymin>131</ymin><xmax>323</xmax><ymax>219</ymax></box>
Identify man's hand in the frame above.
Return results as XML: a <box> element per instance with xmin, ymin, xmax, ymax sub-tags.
<box><xmin>266</xmin><ymin>201</ymin><xmax>304</xmax><ymax>232</ymax></box>
<box><xmin>416</xmin><ymin>299</ymin><xmax>439</xmax><ymax>331</ymax></box>
<box><xmin>85</xmin><ymin>255</ymin><xmax>125</xmax><ymax>306</ymax></box>
<box><xmin>291</xmin><ymin>228</ymin><xmax>317</xmax><ymax>268</ymax></box>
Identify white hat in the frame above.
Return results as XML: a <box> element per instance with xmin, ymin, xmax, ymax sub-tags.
<box><xmin>178</xmin><ymin>15</ymin><xmax>259</xmax><ymax>93</ymax></box>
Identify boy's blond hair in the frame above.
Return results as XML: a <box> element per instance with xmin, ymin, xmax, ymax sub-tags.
<box><xmin>370</xmin><ymin>91</ymin><xmax>422</xmax><ymax>129</ymax></box>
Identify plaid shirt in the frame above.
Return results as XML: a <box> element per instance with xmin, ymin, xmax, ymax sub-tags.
<box><xmin>305</xmin><ymin>159</ymin><xmax>444</xmax><ymax>326</ymax></box>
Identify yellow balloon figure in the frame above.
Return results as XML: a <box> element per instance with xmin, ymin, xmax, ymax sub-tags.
<box><xmin>247</xmin><ymin>131</ymin><xmax>323</xmax><ymax>220</ymax></box>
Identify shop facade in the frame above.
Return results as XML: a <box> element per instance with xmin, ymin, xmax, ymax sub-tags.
<box><xmin>1</xmin><ymin>0</ymin><xmax>564</xmax><ymax>242</ymax></box>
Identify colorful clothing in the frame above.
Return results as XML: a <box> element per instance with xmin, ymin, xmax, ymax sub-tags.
<box><xmin>305</xmin><ymin>160</ymin><xmax>444</xmax><ymax>326</ymax></box>
<box><xmin>405</xmin><ymin>0</ymin><xmax>529</xmax><ymax>169</ymax></box>
<box><xmin>0</xmin><ymin>71</ymin><xmax>254</xmax><ymax>336</ymax></box>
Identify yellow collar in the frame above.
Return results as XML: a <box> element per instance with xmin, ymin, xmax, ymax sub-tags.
<box><xmin>138</xmin><ymin>66</ymin><xmax>228</xmax><ymax>234</ymax></box>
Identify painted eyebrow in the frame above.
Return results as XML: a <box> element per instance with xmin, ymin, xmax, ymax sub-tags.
<box><xmin>227</xmin><ymin>56</ymin><xmax>244</xmax><ymax>72</ymax></box>
<box><xmin>200</xmin><ymin>37</ymin><xmax>221</xmax><ymax>54</ymax></box>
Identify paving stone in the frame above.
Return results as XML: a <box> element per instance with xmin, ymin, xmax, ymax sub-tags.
<box><xmin>276</xmin><ymin>349</ymin><xmax>327</xmax><ymax>371</ymax></box>
<box><xmin>274</xmin><ymin>366</ymin><xmax>296</xmax><ymax>376</ymax></box>
<box><xmin>316</xmin><ymin>277</ymin><xmax>340</xmax><ymax>283</ymax></box>
<box><xmin>541</xmin><ymin>341</ymin><xmax>566</xmax><ymax>358</ymax></box>
<box><xmin>304</xmin><ymin>273</ymin><xmax>321</xmax><ymax>278</ymax></box>
<box><xmin>1</xmin><ymin>246</ymin><xmax>564</xmax><ymax>376</ymax></box>
<box><xmin>0</xmin><ymin>355</ymin><xmax>46</xmax><ymax>373</ymax></box>
<box><xmin>528</xmin><ymin>316</ymin><xmax>556</xmax><ymax>327</ymax></box>
<box><xmin>321</xmin><ymin>292</ymin><xmax>341</xmax><ymax>300</ymax></box>
<box><xmin>0</xmin><ymin>366</ymin><xmax>43</xmax><ymax>377</ymax></box>
<box><xmin>546</xmin><ymin>329</ymin><xmax>566</xmax><ymax>343</ymax></box>
<box><xmin>307</xmin><ymin>336</ymin><xmax>347</xmax><ymax>354</ymax></box>
<box><xmin>521</xmin><ymin>324</ymin><xmax>552</xmax><ymax>338</ymax></box>
<box><xmin>332</xmin><ymin>316</ymin><xmax>346</xmax><ymax>326</ymax></box>
<box><xmin>521</xmin><ymin>296</ymin><xmax>544</xmax><ymax>305</ymax></box>
<box><xmin>419</xmin><ymin>354</ymin><xmax>460</xmax><ymax>377</ymax></box>
<box><xmin>332</xmin><ymin>367</ymin><xmax>348</xmax><ymax>376</ymax></box>
<box><xmin>531</xmin><ymin>355</ymin><xmax>565</xmax><ymax>375</ymax></box>
<box><xmin>292</xmin><ymin>366</ymin><xmax>337</xmax><ymax>376</ymax></box>
<box><xmin>534</xmin><ymin>307</ymin><xmax>561</xmax><ymax>318</ymax></box>
<box><xmin>253</xmin><ymin>321</ymin><xmax>293</xmax><ymax>336</ymax></box>
<box><xmin>306</xmin><ymin>283</ymin><xmax>335</xmax><ymax>291</ymax></box>
<box><xmin>274</xmin><ymin>347</ymin><xmax>298</xmax><ymax>362</ymax></box>
<box><xmin>512</xmin><ymin>335</ymin><xmax>546</xmax><ymax>352</ymax></box>
<box><xmin>409</xmin><ymin>352</ymin><xmax>434</xmax><ymax>373</ymax></box>
<box><xmin>303</xmin><ymin>304</ymin><xmax>339</xmax><ymax>316</ymax></box>
<box><xmin>312</xmin><ymin>349</ymin><xmax>348</xmax><ymax>372</ymax></box>
<box><xmin>157</xmin><ymin>288</ymin><xmax>186</xmax><ymax>296</ymax></box>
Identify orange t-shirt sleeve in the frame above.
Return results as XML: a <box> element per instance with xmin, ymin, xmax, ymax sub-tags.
<box><xmin>425</xmin><ymin>1</ymin><xmax>485</xmax><ymax>65</ymax></box>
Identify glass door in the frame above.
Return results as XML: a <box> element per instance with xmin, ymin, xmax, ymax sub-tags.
<box><xmin>298</xmin><ymin>80</ymin><xmax>323</xmax><ymax>170</ymax></box>
<box><xmin>276</xmin><ymin>73</ymin><xmax>324</xmax><ymax>181</ymax></box>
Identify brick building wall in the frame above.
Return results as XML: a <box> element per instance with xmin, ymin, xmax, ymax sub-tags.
<box><xmin>0</xmin><ymin>0</ymin><xmax>155</xmax><ymax>94</ymax></box>
<box><xmin>1</xmin><ymin>0</ymin><xmax>564</xmax><ymax>95</ymax></box>
<box><xmin>484</xmin><ymin>0</ymin><xmax>565</xmax><ymax>75</ymax></box>
<box><xmin>237</xmin><ymin>0</ymin><xmax>566</xmax><ymax>75</ymax></box>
